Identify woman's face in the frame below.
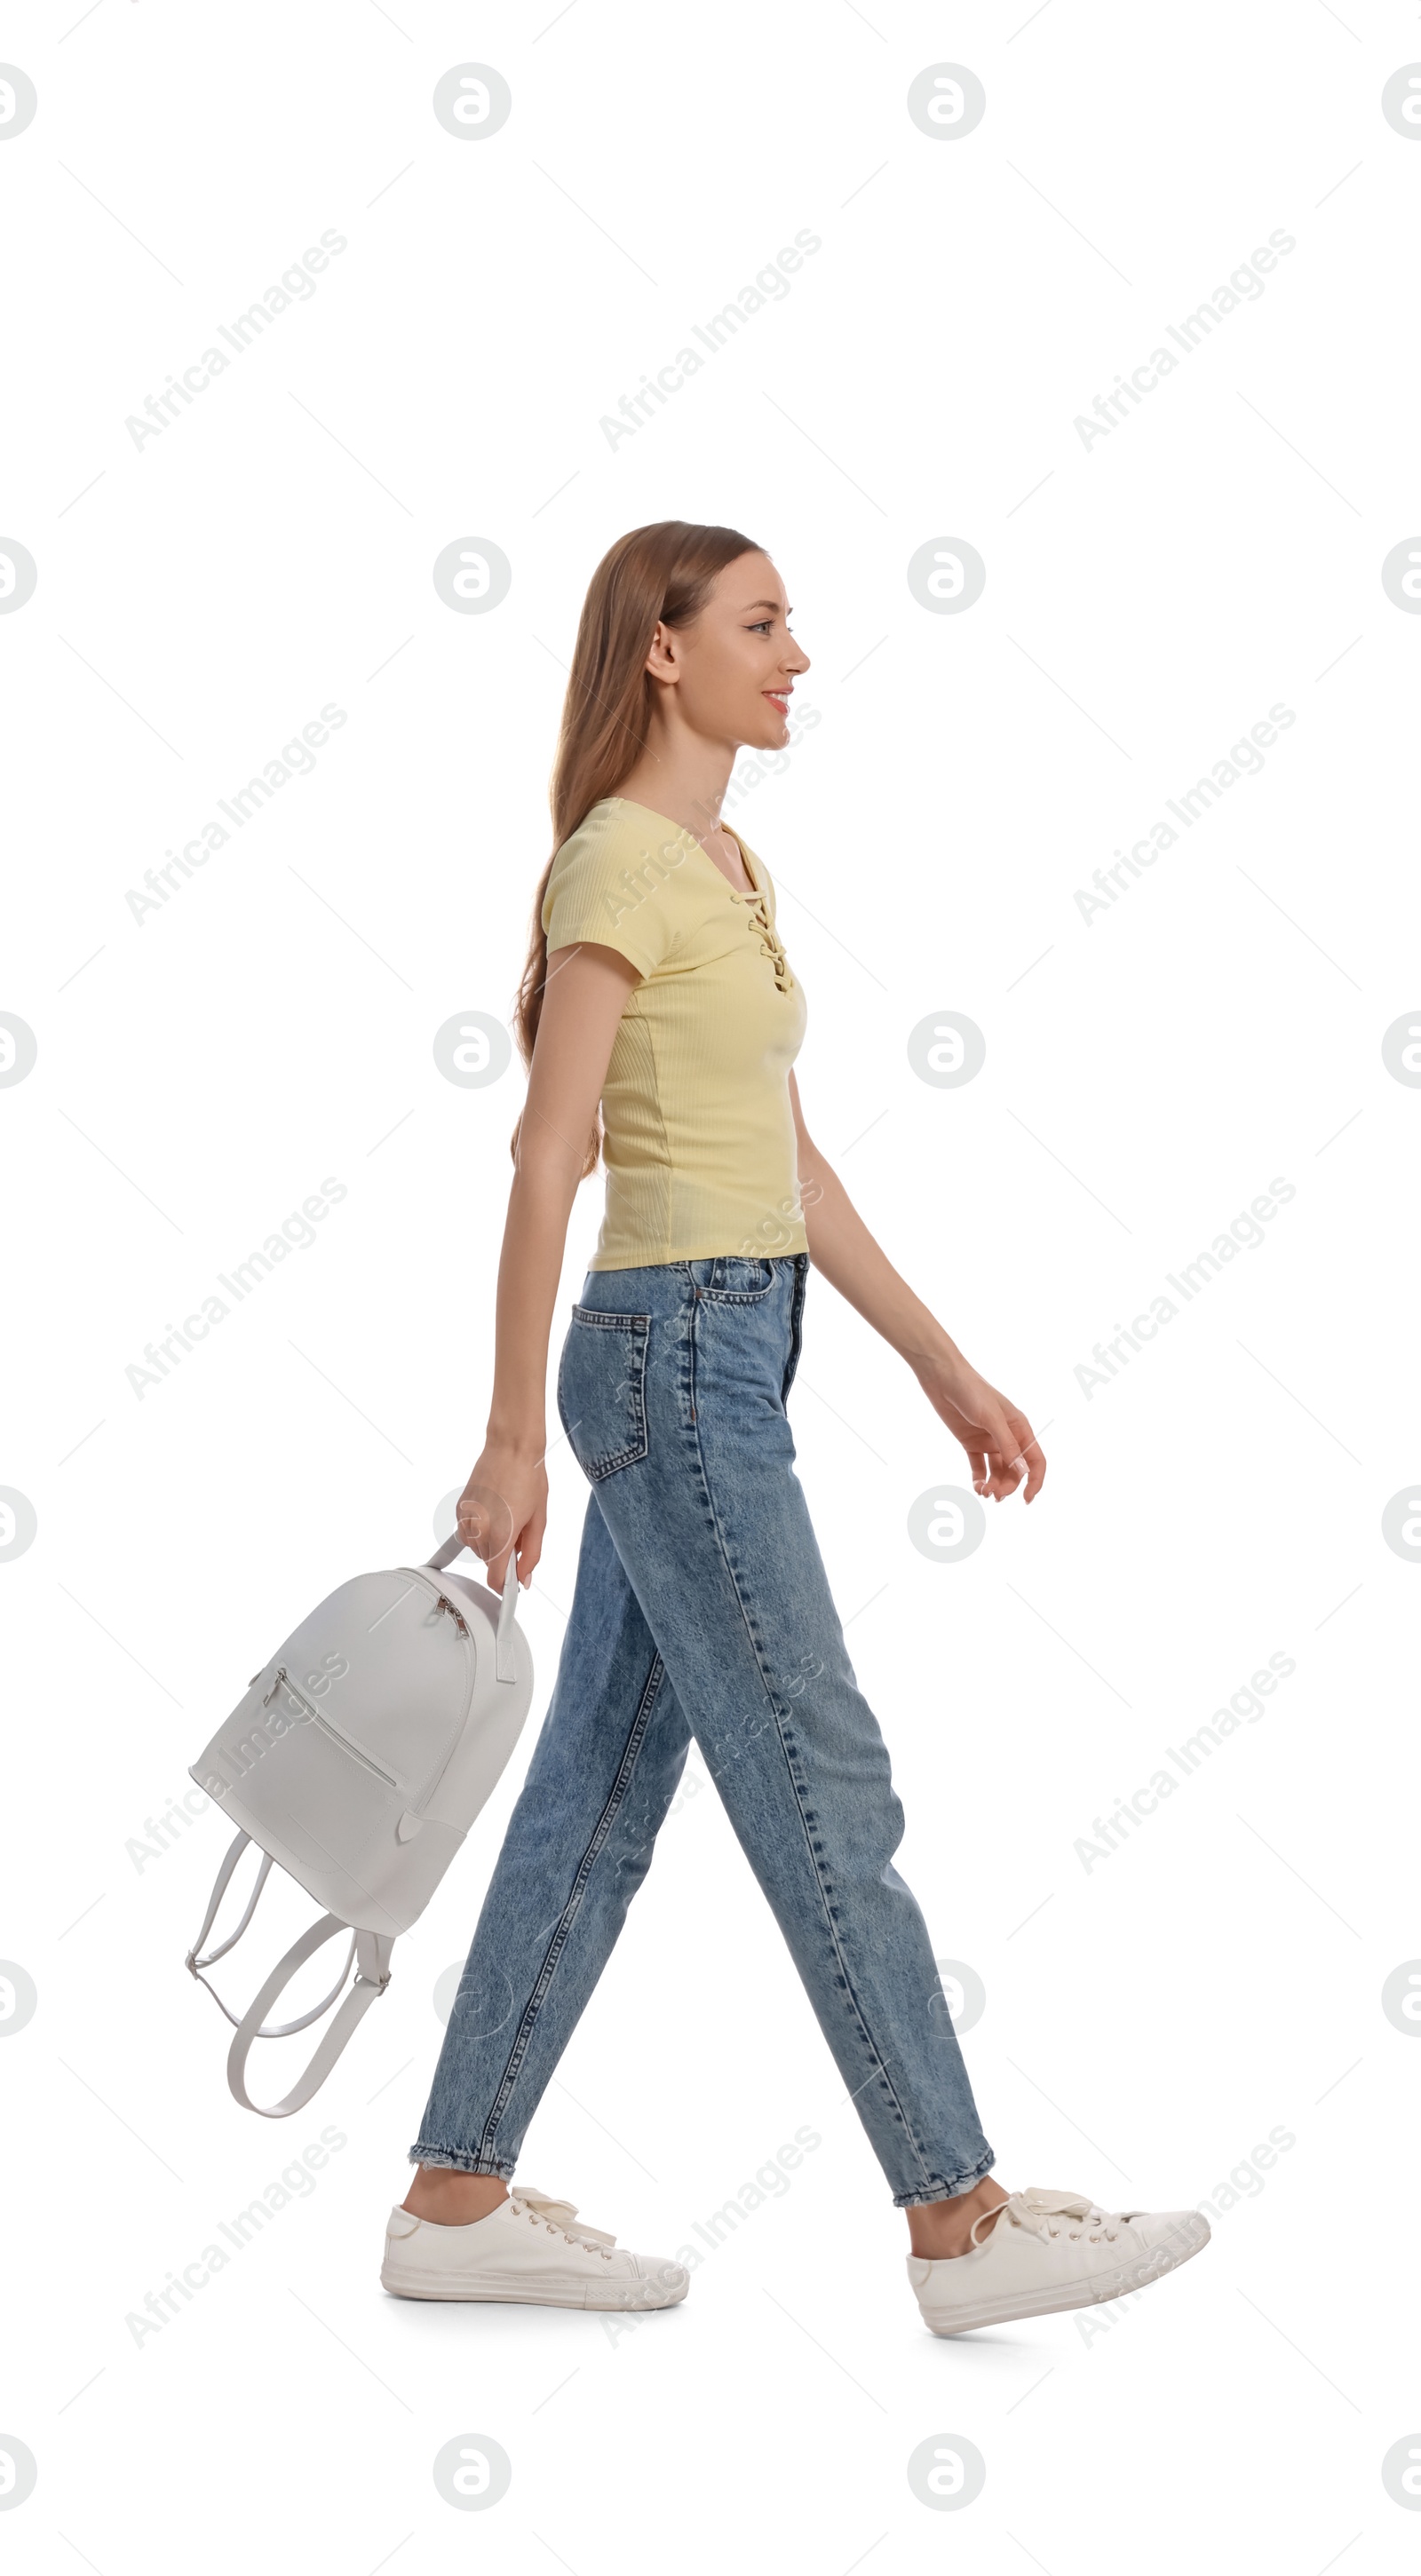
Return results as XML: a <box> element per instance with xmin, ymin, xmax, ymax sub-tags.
<box><xmin>648</xmin><ymin>551</ymin><xmax>811</xmax><ymax>752</ymax></box>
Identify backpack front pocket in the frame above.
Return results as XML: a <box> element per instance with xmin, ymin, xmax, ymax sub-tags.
<box><xmin>268</xmin><ymin>1669</ymin><xmax>401</xmax><ymax>1787</ymax></box>
<box><xmin>557</xmin><ymin>1308</ymin><xmax>651</xmax><ymax>1482</ymax></box>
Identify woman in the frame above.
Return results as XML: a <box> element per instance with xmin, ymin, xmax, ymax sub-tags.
<box><xmin>380</xmin><ymin>521</ymin><xmax>1211</xmax><ymax>2334</ymax></box>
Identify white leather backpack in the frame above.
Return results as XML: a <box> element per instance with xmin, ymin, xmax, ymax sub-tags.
<box><xmin>186</xmin><ymin>1533</ymin><xmax>533</xmax><ymax>2118</ymax></box>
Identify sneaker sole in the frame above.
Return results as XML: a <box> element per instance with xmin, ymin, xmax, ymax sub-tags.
<box><xmin>380</xmin><ymin>2265</ymin><xmax>687</xmax><ymax>2312</ymax></box>
<box><xmin>918</xmin><ymin>2215</ymin><xmax>1211</xmax><ymax>2337</ymax></box>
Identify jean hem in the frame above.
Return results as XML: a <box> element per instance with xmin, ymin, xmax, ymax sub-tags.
<box><xmin>893</xmin><ymin>2149</ymin><xmax>996</xmax><ymax>2211</ymax></box>
<box><xmin>409</xmin><ymin>2144</ymin><xmax>516</xmax><ymax>2177</ymax></box>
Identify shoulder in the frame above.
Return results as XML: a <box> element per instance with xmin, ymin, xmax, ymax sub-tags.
<box><xmin>543</xmin><ymin>800</ymin><xmax>707</xmax><ymax>975</ymax></box>
<box><xmin>544</xmin><ymin>801</ymin><xmax>699</xmax><ymax>915</ymax></box>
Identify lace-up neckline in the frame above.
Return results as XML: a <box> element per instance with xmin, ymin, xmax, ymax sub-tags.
<box><xmin>710</xmin><ymin>828</ymin><xmax>795</xmax><ymax>994</ymax></box>
<box><xmin>596</xmin><ymin>802</ymin><xmax>792</xmax><ymax>980</ymax></box>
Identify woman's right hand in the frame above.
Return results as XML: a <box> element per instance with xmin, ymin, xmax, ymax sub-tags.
<box><xmin>456</xmin><ymin>1444</ymin><xmax>549</xmax><ymax>1591</ymax></box>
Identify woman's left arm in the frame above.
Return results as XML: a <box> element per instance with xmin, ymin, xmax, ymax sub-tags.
<box><xmin>788</xmin><ymin>1072</ymin><xmax>1045</xmax><ymax>1505</ymax></box>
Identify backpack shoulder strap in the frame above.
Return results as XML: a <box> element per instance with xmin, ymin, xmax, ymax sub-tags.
<box><xmin>186</xmin><ymin>1827</ymin><xmax>270</xmax><ymax>1986</ymax></box>
<box><xmin>226</xmin><ymin>1916</ymin><xmax>394</xmax><ymax>2120</ymax></box>
<box><xmin>187</xmin><ymin>1834</ymin><xmax>393</xmax><ymax>2115</ymax></box>
<box><xmin>186</xmin><ymin>1829</ymin><xmax>353</xmax><ymax>2037</ymax></box>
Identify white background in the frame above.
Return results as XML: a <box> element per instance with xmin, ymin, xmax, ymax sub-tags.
<box><xmin>4</xmin><ymin>0</ymin><xmax>1419</xmax><ymax>2566</ymax></box>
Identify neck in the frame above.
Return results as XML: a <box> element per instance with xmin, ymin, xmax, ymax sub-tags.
<box><xmin>615</xmin><ymin>721</ymin><xmax>736</xmax><ymax>848</ymax></box>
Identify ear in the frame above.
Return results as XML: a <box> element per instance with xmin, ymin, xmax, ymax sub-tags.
<box><xmin>644</xmin><ymin>618</ymin><xmax>682</xmax><ymax>686</ymax></box>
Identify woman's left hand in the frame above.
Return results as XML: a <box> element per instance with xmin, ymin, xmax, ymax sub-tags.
<box><xmin>911</xmin><ymin>1352</ymin><xmax>1046</xmax><ymax>1504</ymax></box>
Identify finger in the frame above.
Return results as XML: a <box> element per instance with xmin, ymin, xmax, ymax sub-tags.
<box><xmin>975</xmin><ymin>1423</ymin><xmax>1015</xmax><ymax>1500</ymax></box>
<box><xmin>487</xmin><ymin>1505</ymin><xmax>544</xmax><ymax>1592</ymax></box>
<box><xmin>456</xmin><ymin>1483</ymin><xmax>515</xmax><ymax>1565</ymax></box>
<box><xmin>964</xmin><ymin>1407</ymin><xmax>1044</xmax><ymax>1504</ymax></box>
<box><xmin>1003</xmin><ymin>1417</ymin><xmax>1047</xmax><ymax>1503</ymax></box>
<box><xmin>974</xmin><ymin>1447</ymin><xmax>1013</xmax><ymax>1502</ymax></box>
<box><xmin>484</xmin><ymin>1514</ymin><xmax>525</xmax><ymax>1591</ymax></box>
<box><xmin>1018</xmin><ymin>1436</ymin><xmax>1047</xmax><ymax>1502</ymax></box>
<box><xmin>514</xmin><ymin>1512</ymin><xmax>546</xmax><ymax>1587</ymax></box>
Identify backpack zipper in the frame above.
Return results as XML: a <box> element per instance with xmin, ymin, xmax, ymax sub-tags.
<box><xmin>264</xmin><ymin>1665</ymin><xmax>401</xmax><ymax>1789</ymax></box>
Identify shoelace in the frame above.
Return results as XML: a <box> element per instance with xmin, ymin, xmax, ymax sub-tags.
<box><xmin>970</xmin><ymin>2186</ymin><xmax>1136</xmax><ymax>2249</ymax></box>
<box><xmin>509</xmin><ymin>2186</ymin><xmax>616</xmax><ymax>2262</ymax></box>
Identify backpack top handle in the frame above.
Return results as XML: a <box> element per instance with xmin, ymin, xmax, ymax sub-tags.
<box><xmin>424</xmin><ymin>1534</ymin><xmax>522</xmax><ymax>1682</ymax></box>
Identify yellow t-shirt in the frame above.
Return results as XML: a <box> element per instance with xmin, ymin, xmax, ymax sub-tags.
<box><xmin>541</xmin><ymin>797</ymin><xmax>809</xmax><ymax>1271</ymax></box>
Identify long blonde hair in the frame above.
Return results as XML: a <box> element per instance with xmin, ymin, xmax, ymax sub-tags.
<box><xmin>510</xmin><ymin>519</ymin><xmax>759</xmax><ymax>1173</ymax></box>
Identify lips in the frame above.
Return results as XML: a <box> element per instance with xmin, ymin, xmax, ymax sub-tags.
<box><xmin>764</xmin><ymin>691</ymin><xmax>790</xmax><ymax>712</ymax></box>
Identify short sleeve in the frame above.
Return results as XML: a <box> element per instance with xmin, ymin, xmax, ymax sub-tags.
<box><xmin>542</xmin><ymin>810</ymin><xmax>686</xmax><ymax>979</ymax></box>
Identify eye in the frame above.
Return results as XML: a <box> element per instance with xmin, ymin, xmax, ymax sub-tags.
<box><xmin>747</xmin><ymin>619</ymin><xmax>774</xmax><ymax>634</ymax></box>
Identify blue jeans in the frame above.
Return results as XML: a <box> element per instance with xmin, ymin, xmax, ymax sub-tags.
<box><xmin>410</xmin><ymin>1253</ymin><xmax>995</xmax><ymax>2208</ymax></box>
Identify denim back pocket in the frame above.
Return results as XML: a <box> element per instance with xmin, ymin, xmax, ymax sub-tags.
<box><xmin>556</xmin><ymin>1307</ymin><xmax>651</xmax><ymax>1482</ymax></box>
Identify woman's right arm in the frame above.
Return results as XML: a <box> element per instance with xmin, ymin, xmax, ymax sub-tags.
<box><xmin>458</xmin><ymin>940</ymin><xmax>640</xmax><ymax>1591</ymax></box>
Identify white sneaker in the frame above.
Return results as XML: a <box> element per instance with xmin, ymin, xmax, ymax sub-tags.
<box><xmin>908</xmin><ymin>2186</ymin><xmax>1211</xmax><ymax>2336</ymax></box>
<box><xmin>380</xmin><ymin>2184</ymin><xmax>689</xmax><ymax>2312</ymax></box>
